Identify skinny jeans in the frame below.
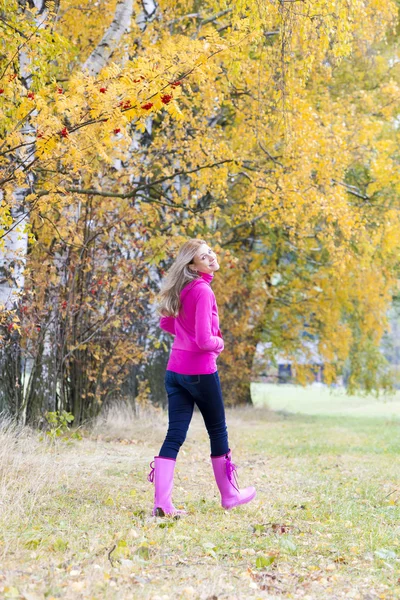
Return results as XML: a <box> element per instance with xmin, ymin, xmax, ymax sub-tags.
<box><xmin>159</xmin><ymin>370</ymin><xmax>229</xmax><ymax>459</ymax></box>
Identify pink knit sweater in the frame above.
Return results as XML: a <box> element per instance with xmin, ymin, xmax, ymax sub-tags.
<box><xmin>159</xmin><ymin>272</ymin><xmax>224</xmax><ymax>375</ymax></box>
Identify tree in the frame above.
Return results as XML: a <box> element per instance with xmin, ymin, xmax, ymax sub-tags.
<box><xmin>1</xmin><ymin>0</ymin><xmax>399</xmax><ymax>422</ymax></box>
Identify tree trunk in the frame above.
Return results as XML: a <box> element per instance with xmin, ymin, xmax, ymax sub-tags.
<box><xmin>219</xmin><ymin>339</ymin><xmax>258</xmax><ymax>406</ymax></box>
<box><xmin>144</xmin><ymin>346</ymin><xmax>170</xmax><ymax>408</ymax></box>
<box><xmin>82</xmin><ymin>0</ymin><xmax>134</xmax><ymax>76</ymax></box>
<box><xmin>0</xmin><ymin>0</ymin><xmax>46</xmax><ymax>422</ymax></box>
<box><xmin>0</xmin><ymin>334</ymin><xmax>23</xmax><ymax>418</ymax></box>
<box><xmin>1</xmin><ymin>0</ymin><xmax>137</xmax><ymax>424</ymax></box>
<box><xmin>217</xmin><ymin>287</ymin><xmax>268</xmax><ymax>407</ymax></box>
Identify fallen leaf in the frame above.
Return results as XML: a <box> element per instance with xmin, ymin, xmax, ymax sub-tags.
<box><xmin>256</xmin><ymin>555</ymin><xmax>277</xmax><ymax>569</ymax></box>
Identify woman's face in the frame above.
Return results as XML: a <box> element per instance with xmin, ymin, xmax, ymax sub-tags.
<box><xmin>189</xmin><ymin>243</ymin><xmax>220</xmax><ymax>275</ymax></box>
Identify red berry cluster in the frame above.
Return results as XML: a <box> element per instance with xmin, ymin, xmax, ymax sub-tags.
<box><xmin>119</xmin><ymin>100</ymin><xmax>132</xmax><ymax>110</ymax></box>
<box><xmin>99</xmin><ymin>87</ymin><xmax>107</xmax><ymax>93</ymax></box>
<box><xmin>141</xmin><ymin>102</ymin><xmax>153</xmax><ymax>110</ymax></box>
<box><xmin>60</xmin><ymin>127</ymin><xmax>68</xmax><ymax>138</ymax></box>
<box><xmin>170</xmin><ymin>81</ymin><xmax>182</xmax><ymax>88</ymax></box>
<box><xmin>27</xmin><ymin>92</ymin><xmax>35</xmax><ymax>100</ymax></box>
<box><xmin>161</xmin><ymin>94</ymin><xmax>172</xmax><ymax>104</ymax></box>
<box><xmin>90</xmin><ymin>279</ymin><xmax>105</xmax><ymax>295</ymax></box>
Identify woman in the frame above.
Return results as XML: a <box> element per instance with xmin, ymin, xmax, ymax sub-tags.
<box><xmin>148</xmin><ymin>239</ymin><xmax>256</xmax><ymax>516</ymax></box>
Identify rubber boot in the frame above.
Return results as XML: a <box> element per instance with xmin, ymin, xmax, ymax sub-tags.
<box><xmin>147</xmin><ymin>456</ymin><xmax>187</xmax><ymax>517</ymax></box>
<box><xmin>211</xmin><ymin>450</ymin><xmax>256</xmax><ymax>510</ymax></box>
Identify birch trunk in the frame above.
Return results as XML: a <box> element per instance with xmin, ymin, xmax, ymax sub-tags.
<box><xmin>1</xmin><ymin>0</ymin><xmax>137</xmax><ymax>422</ymax></box>
<box><xmin>0</xmin><ymin>0</ymin><xmax>45</xmax><ymax>420</ymax></box>
<box><xmin>82</xmin><ymin>0</ymin><xmax>134</xmax><ymax>76</ymax></box>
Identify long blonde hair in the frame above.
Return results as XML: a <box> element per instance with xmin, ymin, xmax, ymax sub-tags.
<box><xmin>157</xmin><ymin>239</ymin><xmax>206</xmax><ymax>317</ymax></box>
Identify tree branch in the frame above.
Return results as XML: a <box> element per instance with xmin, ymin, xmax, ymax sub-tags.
<box><xmin>331</xmin><ymin>179</ymin><xmax>370</xmax><ymax>201</ymax></box>
<box><xmin>34</xmin><ymin>159</ymin><xmax>235</xmax><ymax>201</ymax></box>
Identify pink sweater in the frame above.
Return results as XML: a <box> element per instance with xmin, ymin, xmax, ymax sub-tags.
<box><xmin>159</xmin><ymin>272</ymin><xmax>224</xmax><ymax>375</ymax></box>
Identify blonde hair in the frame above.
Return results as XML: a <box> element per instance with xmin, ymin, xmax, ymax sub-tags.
<box><xmin>157</xmin><ymin>239</ymin><xmax>207</xmax><ymax>317</ymax></box>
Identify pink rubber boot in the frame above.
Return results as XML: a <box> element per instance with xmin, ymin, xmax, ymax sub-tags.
<box><xmin>211</xmin><ymin>450</ymin><xmax>256</xmax><ymax>510</ymax></box>
<box><xmin>147</xmin><ymin>456</ymin><xmax>187</xmax><ymax>517</ymax></box>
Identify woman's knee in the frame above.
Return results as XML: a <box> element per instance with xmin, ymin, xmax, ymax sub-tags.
<box><xmin>165</xmin><ymin>427</ymin><xmax>187</xmax><ymax>448</ymax></box>
<box><xmin>207</xmin><ymin>420</ymin><xmax>228</xmax><ymax>441</ymax></box>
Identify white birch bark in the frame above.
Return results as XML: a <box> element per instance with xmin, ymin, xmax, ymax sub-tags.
<box><xmin>1</xmin><ymin>0</ymin><xmax>136</xmax><ymax>419</ymax></box>
<box><xmin>0</xmin><ymin>0</ymin><xmax>44</xmax><ymax>311</ymax></box>
<box><xmin>0</xmin><ymin>0</ymin><xmax>147</xmax><ymax>312</ymax></box>
<box><xmin>0</xmin><ymin>0</ymin><xmax>46</xmax><ymax>419</ymax></box>
<box><xmin>0</xmin><ymin>194</ymin><xmax>28</xmax><ymax>310</ymax></box>
<box><xmin>136</xmin><ymin>0</ymin><xmax>158</xmax><ymax>31</ymax></box>
<box><xmin>82</xmin><ymin>0</ymin><xmax>134</xmax><ymax>77</ymax></box>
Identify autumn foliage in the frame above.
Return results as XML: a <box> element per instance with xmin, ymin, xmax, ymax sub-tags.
<box><xmin>1</xmin><ymin>0</ymin><xmax>400</xmax><ymax>423</ymax></box>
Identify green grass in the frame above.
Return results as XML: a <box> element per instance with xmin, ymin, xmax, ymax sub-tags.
<box><xmin>1</xmin><ymin>396</ymin><xmax>400</xmax><ymax>599</ymax></box>
<box><xmin>251</xmin><ymin>382</ymin><xmax>400</xmax><ymax>418</ymax></box>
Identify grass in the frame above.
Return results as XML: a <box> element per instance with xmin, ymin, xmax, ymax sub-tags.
<box><xmin>1</xmin><ymin>390</ymin><xmax>400</xmax><ymax>599</ymax></box>
<box><xmin>251</xmin><ymin>382</ymin><xmax>400</xmax><ymax>418</ymax></box>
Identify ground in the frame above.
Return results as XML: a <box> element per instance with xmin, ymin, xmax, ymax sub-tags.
<box><xmin>1</xmin><ymin>385</ymin><xmax>400</xmax><ymax>599</ymax></box>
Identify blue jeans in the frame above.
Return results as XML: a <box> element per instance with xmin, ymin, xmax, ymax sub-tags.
<box><xmin>159</xmin><ymin>370</ymin><xmax>229</xmax><ymax>459</ymax></box>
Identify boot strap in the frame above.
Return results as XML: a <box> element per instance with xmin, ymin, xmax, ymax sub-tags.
<box><xmin>147</xmin><ymin>460</ymin><xmax>155</xmax><ymax>483</ymax></box>
<box><xmin>226</xmin><ymin>456</ymin><xmax>239</xmax><ymax>491</ymax></box>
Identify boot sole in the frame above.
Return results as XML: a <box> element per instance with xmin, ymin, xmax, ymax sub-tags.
<box><xmin>153</xmin><ymin>507</ymin><xmax>185</xmax><ymax>519</ymax></box>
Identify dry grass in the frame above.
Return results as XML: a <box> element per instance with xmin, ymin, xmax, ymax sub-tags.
<box><xmin>1</xmin><ymin>402</ymin><xmax>400</xmax><ymax>599</ymax></box>
<box><xmin>91</xmin><ymin>401</ymin><xmax>168</xmax><ymax>445</ymax></box>
<box><xmin>0</xmin><ymin>419</ymin><xmax>70</xmax><ymax>522</ymax></box>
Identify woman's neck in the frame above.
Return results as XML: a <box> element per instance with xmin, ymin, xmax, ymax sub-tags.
<box><xmin>199</xmin><ymin>271</ymin><xmax>214</xmax><ymax>284</ymax></box>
